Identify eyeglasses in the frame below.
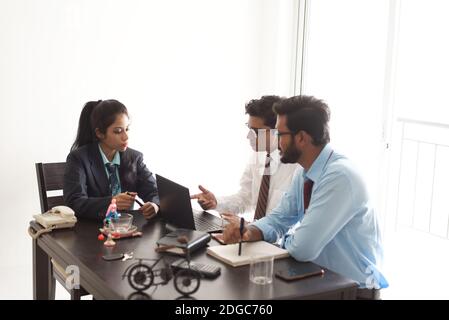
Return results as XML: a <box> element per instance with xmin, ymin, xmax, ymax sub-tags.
<box><xmin>245</xmin><ymin>123</ymin><xmax>269</xmax><ymax>136</ymax></box>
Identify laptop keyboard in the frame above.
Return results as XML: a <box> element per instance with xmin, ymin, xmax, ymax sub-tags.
<box><xmin>193</xmin><ymin>214</ymin><xmax>223</xmax><ymax>231</ymax></box>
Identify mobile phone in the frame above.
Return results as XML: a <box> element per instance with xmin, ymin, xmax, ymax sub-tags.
<box><xmin>275</xmin><ymin>264</ymin><xmax>325</xmax><ymax>281</ymax></box>
<box><xmin>102</xmin><ymin>253</ymin><xmax>124</xmax><ymax>261</ymax></box>
<box><xmin>211</xmin><ymin>233</ymin><xmax>226</xmax><ymax>245</ymax></box>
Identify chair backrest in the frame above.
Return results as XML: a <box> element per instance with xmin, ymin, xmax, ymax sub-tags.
<box><xmin>35</xmin><ymin>162</ymin><xmax>66</xmax><ymax>213</ymax></box>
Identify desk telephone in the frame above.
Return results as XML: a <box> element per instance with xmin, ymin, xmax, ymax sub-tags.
<box><xmin>33</xmin><ymin>206</ymin><xmax>77</xmax><ymax>229</ymax></box>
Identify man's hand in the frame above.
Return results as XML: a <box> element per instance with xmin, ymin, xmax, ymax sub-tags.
<box><xmin>220</xmin><ymin>212</ymin><xmax>244</xmax><ymax>225</ymax></box>
<box><xmin>222</xmin><ymin>219</ymin><xmax>263</xmax><ymax>244</ymax></box>
<box><xmin>141</xmin><ymin>202</ymin><xmax>157</xmax><ymax>220</ymax></box>
<box><xmin>113</xmin><ymin>192</ymin><xmax>135</xmax><ymax>210</ymax></box>
<box><xmin>190</xmin><ymin>185</ymin><xmax>218</xmax><ymax>210</ymax></box>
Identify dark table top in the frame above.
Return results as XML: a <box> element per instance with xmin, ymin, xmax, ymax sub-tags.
<box><xmin>32</xmin><ymin>213</ymin><xmax>358</xmax><ymax>300</ymax></box>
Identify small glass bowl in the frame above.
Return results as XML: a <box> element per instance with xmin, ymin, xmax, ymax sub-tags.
<box><xmin>109</xmin><ymin>213</ymin><xmax>133</xmax><ymax>233</ymax></box>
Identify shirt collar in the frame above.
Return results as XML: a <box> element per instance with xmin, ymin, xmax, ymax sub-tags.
<box><xmin>98</xmin><ymin>144</ymin><xmax>121</xmax><ymax>166</ymax></box>
<box><xmin>302</xmin><ymin>144</ymin><xmax>333</xmax><ymax>182</ymax></box>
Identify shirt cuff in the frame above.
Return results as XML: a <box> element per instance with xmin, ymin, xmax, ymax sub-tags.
<box><xmin>251</xmin><ymin>219</ymin><xmax>277</xmax><ymax>243</ymax></box>
<box><xmin>215</xmin><ymin>198</ymin><xmax>225</xmax><ymax>212</ymax></box>
<box><xmin>149</xmin><ymin>202</ymin><xmax>159</xmax><ymax>213</ymax></box>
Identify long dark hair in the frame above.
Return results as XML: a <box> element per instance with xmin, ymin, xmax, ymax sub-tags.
<box><xmin>71</xmin><ymin>99</ymin><xmax>129</xmax><ymax>151</ymax></box>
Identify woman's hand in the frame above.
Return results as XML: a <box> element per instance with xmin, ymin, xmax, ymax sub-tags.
<box><xmin>113</xmin><ymin>193</ymin><xmax>135</xmax><ymax>210</ymax></box>
<box><xmin>141</xmin><ymin>202</ymin><xmax>158</xmax><ymax>220</ymax></box>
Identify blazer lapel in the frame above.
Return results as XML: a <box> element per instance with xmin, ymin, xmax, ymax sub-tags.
<box><xmin>88</xmin><ymin>143</ymin><xmax>110</xmax><ymax>196</ymax></box>
<box><xmin>119</xmin><ymin>150</ymin><xmax>134</xmax><ymax>192</ymax></box>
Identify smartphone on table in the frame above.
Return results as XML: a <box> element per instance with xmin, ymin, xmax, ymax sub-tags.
<box><xmin>275</xmin><ymin>263</ymin><xmax>325</xmax><ymax>281</ymax></box>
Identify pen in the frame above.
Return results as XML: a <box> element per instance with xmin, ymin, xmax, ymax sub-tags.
<box><xmin>238</xmin><ymin>217</ymin><xmax>244</xmax><ymax>256</ymax></box>
<box><xmin>126</xmin><ymin>192</ymin><xmax>144</xmax><ymax>207</ymax></box>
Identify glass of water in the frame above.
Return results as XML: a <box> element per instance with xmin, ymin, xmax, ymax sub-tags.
<box><xmin>249</xmin><ymin>255</ymin><xmax>274</xmax><ymax>285</ymax></box>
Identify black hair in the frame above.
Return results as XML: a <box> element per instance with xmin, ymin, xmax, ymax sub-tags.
<box><xmin>70</xmin><ymin>99</ymin><xmax>129</xmax><ymax>151</ymax></box>
<box><xmin>245</xmin><ymin>95</ymin><xmax>282</xmax><ymax>129</ymax></box>
<box><xmin>273</xmin><ymin>95</ymin><xmax>330</xmax><ymax>146</ymax></box>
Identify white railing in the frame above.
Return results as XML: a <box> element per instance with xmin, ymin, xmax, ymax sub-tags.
<box><xmin>395</xmin><ymin>118</ymin><xmax>449</xmax><ymax>239</ymax></box>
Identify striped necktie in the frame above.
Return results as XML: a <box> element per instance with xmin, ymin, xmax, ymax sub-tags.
<box><xmin>254</xmin><ymin>154</ymin><xmax>271</xmax><ymax>220</ymax></box>
<box><xmin>105</xmin><ymin>163</ymin><xmax>120</xmax><ymax>196</ymax></box>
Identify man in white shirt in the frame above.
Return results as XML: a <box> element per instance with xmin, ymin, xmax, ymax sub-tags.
<box><xmin>191</xmin><ymin>96</ymin><xmax>298</xmax><ymax>222</ymax></box>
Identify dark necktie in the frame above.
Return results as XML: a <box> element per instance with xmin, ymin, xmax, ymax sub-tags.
<box><xmin>303</xmin><ymin>179</ymin><xmax>314</xmax><ymax>213</ymax></box>
<box><xmin>105</xmin><ymin>163</ymin><xmax>120</xmax><ymax>196</ymax></box>
<box><xmin>254</xmin><ymin>154</ymin><xmax>271</xmax><ymax>220</ymax></box>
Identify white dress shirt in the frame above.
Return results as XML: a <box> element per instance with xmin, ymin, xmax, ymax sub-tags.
<box><xmin>215</xmin><ymin>150</ymin><xmax>298</xmax><ymax>221</ymax></box>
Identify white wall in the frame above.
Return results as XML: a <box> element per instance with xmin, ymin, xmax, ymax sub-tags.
<box><xmin>302</xmin><ymin>0</ymin><xmax>390</xmax><ymax>203</ymax></box>
<box><xmin>0</xmin><ymin>0</ymin><xmax>298</xmax><ymax>299</ymax></box>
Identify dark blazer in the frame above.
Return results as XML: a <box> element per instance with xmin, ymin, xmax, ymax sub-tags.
<box><xmin>63</xmin><ymin>143</ymin><xmax>159</xmax><ymax>220</ymax></box>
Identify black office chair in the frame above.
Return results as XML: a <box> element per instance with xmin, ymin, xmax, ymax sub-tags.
<box><xmin>35</xmin><ymin>162</ymin><xmax>89</xmax><ymax>300</ymax></box>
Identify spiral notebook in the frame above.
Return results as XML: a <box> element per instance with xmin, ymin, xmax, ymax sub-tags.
<box><xmin>206</xmin><ymin>241</ymin><xmax>289</xmax><ymax>267</ymax></box>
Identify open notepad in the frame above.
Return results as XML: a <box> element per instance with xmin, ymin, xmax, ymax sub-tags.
<box><xmin>207</xmin><ymin>241</ymin><xmax>290</xmax><ymax>267</ymax></box>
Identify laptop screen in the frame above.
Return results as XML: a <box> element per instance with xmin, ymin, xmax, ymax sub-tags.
<box><xmin>156</xmin><ymin>174</ymin><xmax>196</xmax><ymax>229</ymax></box>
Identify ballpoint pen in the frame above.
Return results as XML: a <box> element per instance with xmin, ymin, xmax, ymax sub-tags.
<box><xmin>238</xmin><ymin>217</ymin><xmax>244</xmax><ymax>256</ymax></box>
<box><xmin>126</xmin><ymin>191</ymin><xmax>144</xmax><ymax>207</ymax></box>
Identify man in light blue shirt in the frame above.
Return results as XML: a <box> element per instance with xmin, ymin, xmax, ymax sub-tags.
<box><xmin>223</xmin><ymin>95</ymin><xmax>388</xmax><ymax>299</ymax></box>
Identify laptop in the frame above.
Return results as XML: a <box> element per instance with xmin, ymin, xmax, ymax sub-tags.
<box><xmin>156</xmin><ymin>174</ymin><xmax>226</xmax><ymax>233</ymax></box>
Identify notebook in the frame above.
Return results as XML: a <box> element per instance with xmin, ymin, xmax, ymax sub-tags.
<box><xmin>207</xmin><ymin>241</ymin><xmax>290</xmax><ymax>267</ymax></box>
<box><xmin>156</xmin><ymin>174</ymin><xmax>226</xmax><ymax>233</ymax></box>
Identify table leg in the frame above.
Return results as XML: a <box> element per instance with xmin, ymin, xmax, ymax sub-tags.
<box><xmin>32</xmin><ymin>238</ymin><xmax>55</xmax><ymax>300</ymax></box>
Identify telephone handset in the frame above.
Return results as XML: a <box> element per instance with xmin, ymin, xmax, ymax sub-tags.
<box><xmin>33</xmin><ymin>205</ymin><xmax>77</xmax><ymax>229</ymax></box>
<box><xmin>51</xmin><ymin>206</ymin><xmax>75</xmax><ymax>217</ymax></box>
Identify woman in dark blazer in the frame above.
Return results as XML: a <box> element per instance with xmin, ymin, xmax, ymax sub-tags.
<box><xmin>63</xmin><ymin>99</ymin><xmax>159</xmax><ymax>220</ymax></box>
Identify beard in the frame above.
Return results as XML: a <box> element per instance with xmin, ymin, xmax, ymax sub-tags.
<box><xmin>280</xmin><ymin>140</ymin><xmax>301</xmax><ymax>164</ymax></box>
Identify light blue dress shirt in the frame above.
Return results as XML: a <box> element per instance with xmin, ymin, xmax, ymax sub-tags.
<box><xmin>253</xmin><ymin>144</ymin><xmax>388</xmax><ymax>289</ymax></box>
<box><xmin>98</xmin><ymin>144</ymin><xmax>122</xmax><ymax>194</ymax></box>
